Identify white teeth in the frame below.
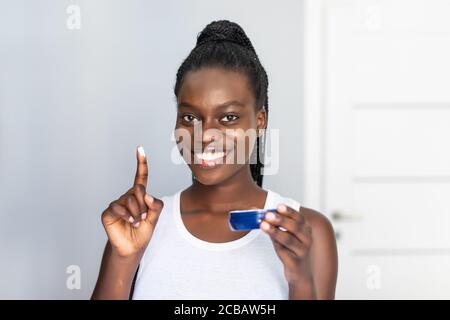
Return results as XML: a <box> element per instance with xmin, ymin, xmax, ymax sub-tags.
<box><xmin>195</xmin><ymin>151</ymin><xmax>225</xmax><ymax>161</ymax></box>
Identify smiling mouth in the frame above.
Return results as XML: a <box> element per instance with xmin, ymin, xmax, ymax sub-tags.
<box><xmin>191</xmin><ymin>149</ymin><xmax>231</xmax><ymax>168</ymax></box>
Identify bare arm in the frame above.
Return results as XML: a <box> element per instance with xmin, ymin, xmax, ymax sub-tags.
<box><xmin>91</xmin><ymin>241</ymin><xmax>142</xmax><ymax>300</ymax></box>
<box><xmin>302</xmin><ymin>207</ymin><xmax>338</xmax><ymax>299</ymax></box>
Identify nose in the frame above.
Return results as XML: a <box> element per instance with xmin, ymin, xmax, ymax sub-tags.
<box><xmin>203</xmin><ymin>128</ymin><xmax>216</xmax><ymax>144</ymax></box>
<box><xmin>193</xmin><ymin>120</ymin><xmax>223</xmax><ymax>150</ymax></box>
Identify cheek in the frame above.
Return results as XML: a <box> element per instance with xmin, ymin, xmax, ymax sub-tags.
<box><xmin>225</xmin><ymin>128</ymin><xmax>258</xmax><ymax>163</ymax></box>
<box><xmin>174</xmin><ymin>127</ymin><xmax>194</xmax><ymax>163</ymax></box>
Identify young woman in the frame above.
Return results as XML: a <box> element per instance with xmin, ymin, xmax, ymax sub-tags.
<box><xmin>92</xmin><ymin>20</ymin><xmax>338</xmax><ymax>300</ymax></box>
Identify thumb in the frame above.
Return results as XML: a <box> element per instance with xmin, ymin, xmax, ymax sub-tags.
<box><xmin>143</xmin><ymin>193</ymin><xmax>163</xmax><ymax>226</ymax></box>
<box><xmin>143</xmin><ymin>193</ymin><xmax>154</xmax><ymax>208</ymax></box>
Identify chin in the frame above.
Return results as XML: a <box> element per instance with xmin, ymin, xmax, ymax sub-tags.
<box><xmin>189</xmin><ymin>164</ymin><xmax>240</xmax><ymax>186</ymax></box>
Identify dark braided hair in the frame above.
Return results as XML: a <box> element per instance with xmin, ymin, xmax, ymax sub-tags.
<box><xmin>174</xmin><ymin>20</ymin><xmax>269</xmax><ymax>187</ymax></box>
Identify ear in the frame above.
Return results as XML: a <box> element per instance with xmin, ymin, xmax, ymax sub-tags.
<box><xmin>256</xmin><ymin>106</ymin><xmax>267</xmax><ymax>136</ymax></box>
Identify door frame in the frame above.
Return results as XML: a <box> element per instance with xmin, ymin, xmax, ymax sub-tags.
<box><xmin>303</xmin><ymin>0</ymin><xmax>326</xmax><ymax>213</ymax></box>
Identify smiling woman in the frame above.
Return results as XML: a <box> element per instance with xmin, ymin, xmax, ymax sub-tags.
<box><xmin>91</xmin><ymin>20</ymin><xmax>338</xmax><ymax>300</ymax></box>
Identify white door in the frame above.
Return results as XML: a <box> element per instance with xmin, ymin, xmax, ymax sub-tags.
<box><xmin>304</xmin><ymin>0</ymin><xmax>450</xmax><ymax>299</ymax></box>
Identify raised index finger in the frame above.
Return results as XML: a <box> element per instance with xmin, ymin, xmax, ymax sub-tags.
<box><xmin>134</xmin><ymin>145</ymin><xmax>148</xmax><ymax>188</ymax></box>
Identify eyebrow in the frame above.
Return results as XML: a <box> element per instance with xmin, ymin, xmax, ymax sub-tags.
<box><xmin>177</xmin><ymin>100</ymin><xmax>246</xmax><ymax>110</ymax></box>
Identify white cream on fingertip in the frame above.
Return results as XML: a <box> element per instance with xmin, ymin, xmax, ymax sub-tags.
<box><xmin>137</xmin><ymin>145</ymin><xmax>146</xmax><ymax>157</ymax></box>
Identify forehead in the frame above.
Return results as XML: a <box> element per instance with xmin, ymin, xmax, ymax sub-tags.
<box><xmin>177</xmin><ymin>67</ymin><xmax>255</xmax><ymax>107</ymax></box>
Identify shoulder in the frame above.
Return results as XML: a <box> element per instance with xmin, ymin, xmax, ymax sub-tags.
<box><xmin>300</xmin><ymin>206</ymin><xmax>338</xmax><ymax>277</ymax></box>
<box><xmin>300</xmin><ymin>206</ymin><xmax>335</xmax><ymax>238</ymax></box>
<box><xmin>300</xmin><ymin>206</ymin><xmax>338</xmax><ymax>299</ymax></box>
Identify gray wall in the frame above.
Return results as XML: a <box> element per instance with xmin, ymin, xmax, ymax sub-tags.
<box><xmin>0</xmin><ymin>0</ymin><xmax>304</xmax><ymax>299</ymax></box>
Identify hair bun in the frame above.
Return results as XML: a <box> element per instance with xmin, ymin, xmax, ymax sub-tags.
<box><xmin>196</xmin><ymin>20</ymin><xmax>256</xmax><ymax>54</ymax></box>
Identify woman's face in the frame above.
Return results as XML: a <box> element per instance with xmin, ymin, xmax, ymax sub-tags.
<box><xmin>175</xmin><ymin>67</ymin><xmax>266</xmax><ymax>186</ymax></box>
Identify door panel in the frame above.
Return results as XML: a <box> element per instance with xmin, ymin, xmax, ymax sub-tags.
<box><xmin>321</xmin><ymin>0</ymin><xmax>450</xmax><ymax>298</ymax></box>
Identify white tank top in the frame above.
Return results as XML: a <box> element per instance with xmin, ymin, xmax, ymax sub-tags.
<box><xmin>132</xmin><ymin>189</ymin><xmax>301</xmax><ymax>300</ymax></box>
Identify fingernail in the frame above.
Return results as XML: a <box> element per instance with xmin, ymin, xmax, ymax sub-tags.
<box><xmin>128</xmin><ymin>216</ymin><xmax>135</xmax><ymax>224</ymax></box>
<box><xmin>137</xmin><ymin>145</ymin><xmax>146</xmax><ymax>157</ymax></box>
<box><xmin>146</xmin><ymin>194</ymin><xmax>154</xmax><ymax>203</ymax></box>
<box><xmin>133</xmin><ymin>221</ymin><xmax>140</xmax><ymax>228</ymax></box>
<box><xmin>265</xmin><ymin>212</ymin><xmax>276</xmax><ymax>221</ymax></box>
<box><xmin>277</xmin><ymin>204</ymin><xmax>287</xmax><ymax>212</ymax></box>
<box><xmin>260</xmin><ymin>221</ymin><xmax>270</xmax><ymax>231</ymax></box>
<box><xmin>141</xmin><ymin>212</ymin><xmax>147</xmax><ymax>220</ymax></box>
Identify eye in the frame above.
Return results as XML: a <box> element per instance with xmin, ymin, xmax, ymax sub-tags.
<box><xmin>181</xmin><ymin>114</ymin><xmax>200</xmax><ymax>124</ymax></box>
<box><xmin>220</xmin><ymin>114</ymin><xmax>239</xmax><ymax>123</ymax></box>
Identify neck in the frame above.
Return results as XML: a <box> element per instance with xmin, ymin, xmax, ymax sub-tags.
<box><xmin>189</xmin><ymin>165</ymin><xmax>263</xmax><ymax>211</ymax></box>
